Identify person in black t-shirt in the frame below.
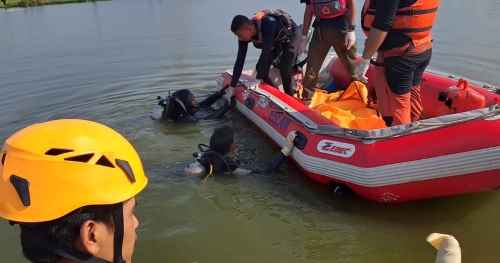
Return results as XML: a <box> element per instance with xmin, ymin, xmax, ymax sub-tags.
<box><xmin>356</xmin><ymin>0</ymin><xmax>440</xmax><ymax>126</ymax></box>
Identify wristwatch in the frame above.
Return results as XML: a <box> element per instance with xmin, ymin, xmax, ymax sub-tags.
<box><xmin>347</xmin><ymin>24</ymin><xmax>356</xmax><ymax>32</ymax></box>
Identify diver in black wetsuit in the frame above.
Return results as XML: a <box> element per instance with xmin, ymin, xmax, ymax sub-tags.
<box><xmin>185</xmin><ymin>125</ymin><xmax>305</xmax><ymax>178</ymax></box>
<box><xmin>153</xmin><ymin>89</ymin><xmax>234</xmax><ymax>122</ymax></box>
<box><xmin>229</xmin><ymin>10</ymin><xmax>299</xmax><ymax>96</ymax></box>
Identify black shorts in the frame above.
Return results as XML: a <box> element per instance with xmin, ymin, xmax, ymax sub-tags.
<box><xmin>384</xmin><ymin>48</ymin><xmax>432</xmax><ymax>95</ymax></box>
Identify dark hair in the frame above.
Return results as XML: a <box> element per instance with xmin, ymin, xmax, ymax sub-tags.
<box><xmin>231</xmin><ymin>15</ymin><xmax>251</xmax><ymax>33</ymax></box>
<box><xmin>163</xmin><ymin>89</ymin><xmax>196</xmax><ymax>121</ymax></box>
<box><xmin>18</xmin><ymin>205</ymin><xmax>115</xmax><ymax>263</ymax></box>
<box><xmin>209</xmin><ymin>125</ymin><xmax>234</xmax><ymax>155</ymax></box>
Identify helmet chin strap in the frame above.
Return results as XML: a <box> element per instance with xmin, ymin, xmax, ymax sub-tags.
<box><xmin>111</xmin><ymin>203</ymin><xmax>125</xmax><ymax>263</ymax></box>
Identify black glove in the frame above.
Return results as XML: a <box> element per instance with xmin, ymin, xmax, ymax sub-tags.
<box><xmin>157</xmin><ymin>96</ymin><xmax>167</xmax><ymax>107</ymax></box>
<box><xmin>217</xmin><ymin>88</ymin><xmax>226</xmax><ymax>97</ymax></box>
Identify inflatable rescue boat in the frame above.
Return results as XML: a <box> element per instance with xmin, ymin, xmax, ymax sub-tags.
<box><xmin>219</xmin><ymin>58</ymin><xmax>500</xmax><ymax>203</ymax></box>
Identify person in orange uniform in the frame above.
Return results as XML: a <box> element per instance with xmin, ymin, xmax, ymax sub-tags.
<box><xmin>356</xmin><ymin>0</ymin><xmax>440</xmax><ymax>126</ymax></box>
<box><xmin>0</xmin><ymin>119</ymin><xmax>148</xmax><ymax>263</ymax></box>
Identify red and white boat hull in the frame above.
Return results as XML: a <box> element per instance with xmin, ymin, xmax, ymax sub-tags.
<box><xmin>221</xmin><ymin>69</ymin><xmax>500</xmax><ymax>203</ymax></box>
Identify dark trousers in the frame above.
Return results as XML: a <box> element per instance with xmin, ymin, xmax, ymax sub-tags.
<box><xmin>257</xmin><ymin>43</ymin><xmax>296</xmax><ymax>96</ymax></box>
<box><xmin>373</xmin><ymin>47</ymin><xmax>432</xmax><ymax>125</ymax></box>
<box><xmin>383</xmin><ymin>48</ymin><xmax>432</xmax><ymax>95</ymax></box>
<box><xmin>304</xmin><ymin>25</ymin><xmax>357</xmax><ymax>93</ymax></box>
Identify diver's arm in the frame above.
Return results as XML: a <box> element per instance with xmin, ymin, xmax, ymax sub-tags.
<box><xmin>251</xmin><ymin>151</ymin><xmax>290</xmax><ymax>174</ymax></box>
<box><xmin>253</xmin><ymin>131</ymin><xmax>299</xmax><ymax>174</ymax></box>
<box><xmin>200</xmin><ymin>96</ymin><xmax>235</xmax><ymax>120</ymax></box>
<box><xmin>240</xmin><ymin>154</ymin><xmax>289</xmax><ymax>175</ymax></box>
<box><xmin>230</xmin><ymin>153</ymin><xmax>288</xmax><ymax>175</ymax></box>
<box><xmin>211</xmin><ymin>99</ymin><xmax>234</xmax><ymax>119</ymax></box>
<box><xmin>199</xmin><ymin>90</ymin><xmax>225</xmax><ymax>109</ymax></box>
<box><xmin>231</xmin><ymin>41</ymin><xmax>249</xmax><ymax>87</ymax></box>
<box><xmin>264</xmin><ymin>152</ymin><xmax>289</xmax><ymax>173</ymax></box>
<box><xmin>176</xmin><ymin>115</ymin><xmax>198</xmax><ymax>123</ymax></box>
<box><xmin>232</xmin><ymin>168</ymin><xmax>253</xmax><ymax>176</ymax></box>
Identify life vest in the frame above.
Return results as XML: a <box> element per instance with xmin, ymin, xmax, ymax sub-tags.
<box><xmin>311</xmin><ymin>0</ymin><xmax>347</xmax><ymax>20</ymax></box>
<box><xmin>252</xmin><ymin>9</ymin><xmax>296</xmax><ymax>45</ymax></box>
<box><xmin>362</xmin><ymin>0</ymin><xmax>440</xmax><ymax>50</ymax></box>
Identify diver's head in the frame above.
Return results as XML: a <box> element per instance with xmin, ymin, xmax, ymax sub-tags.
<box><xmin>209</xmin><ymin>125</ymin><xmax>235</xmax><ymax>156</ymax></box>
<box><xmin>0</xmin><ymin>119</ymin><xmax>148</xmax><ymax>263</ymax></box>
<box><xmin>173</xmin><ymin>89</ymin><xmax>197</xmax><ymax>111</ymax></box>
<box><xmin>164</xmin><ymin>89</ymin><xmax>198</xmax><ymax>121</ymax></box>
<box><xmin>231</xmin><ymin>15</ymin><xmax>256</xmax><ymax>42</ymax></box>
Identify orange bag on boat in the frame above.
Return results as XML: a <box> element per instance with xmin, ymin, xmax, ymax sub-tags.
<box><xmin>310</xmin><ymin>89</ymin><xmax>341</xmax><ymax>107</ymax></box>
<box><xmin>310</xmin><ymin>81</ymin><xmax>387</xmax><ymax>130</ymax></box>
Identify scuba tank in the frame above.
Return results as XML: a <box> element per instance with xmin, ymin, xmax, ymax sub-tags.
<box><xmin>156</xmin><ymin>90</ymin><xmax>198</xmax><ymax>122</ymax></box>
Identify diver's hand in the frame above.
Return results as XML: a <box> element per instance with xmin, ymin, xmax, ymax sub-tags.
<box><xmin>427</xmin><ymin>233</ymin><xmax>461</xmax><ymax>263</ymax></box>
<box><xmin>223</xmin><ymin>76</ymin><xmax>232</xmax><ymax>87</ymax></box>
<box><xmin>286</xmin><ymin>131</ymin><xmax>298</xmax><ymax>145</ymax></box>
<box><xmin>157</xmin><ymin>96</ymin><xmax>167</xmax><ymax>107</ymax></box>
<box><xmin>281</xmin><ymin>131</ymin><xmax>298</xmax><ymax>157</ymax></box>
<box><xmin>224</xmin><ymin>85</ymin><xmax>235</xmax><ymax>99</ymax></box>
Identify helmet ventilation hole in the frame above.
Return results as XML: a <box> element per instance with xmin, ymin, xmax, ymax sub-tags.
<box><xmin>96</xmin><ymin>155</ymin><xmax>115</xmax><ymax>168</ymax></box>
<box><xmin>65</xmin><ymin>153</ymin><xmax>94</xmax><ymax>163</ymax></box>
<box><xmin>10</xmin><ymin>175</ymin><xmax>31</xmax><ymax>207</ymax></box>
<box><xmin>1</xmin><ymin>153</ymin><xmax>5</xmax><ymax>166</ymax></box>
<box><xmin>116</xmin><ymin>159</ymin><xmax>136</xmax><ymax>183</ymax></box>
<box><xmin>45</xmin><ymin>148</ymin><xmax>74</xmax><ymax>156</ymax></box>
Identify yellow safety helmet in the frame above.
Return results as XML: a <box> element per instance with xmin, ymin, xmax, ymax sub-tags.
<box><xmin>0</xmin><ymin>119</ymin><xmax>148</xmax><ymax>223</ymax></box>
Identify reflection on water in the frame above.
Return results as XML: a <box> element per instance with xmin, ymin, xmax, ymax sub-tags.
<box><xmin>0</xmin><ymin>0</ymin><xmax>499</xmax><ymax>262</ymax></box>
